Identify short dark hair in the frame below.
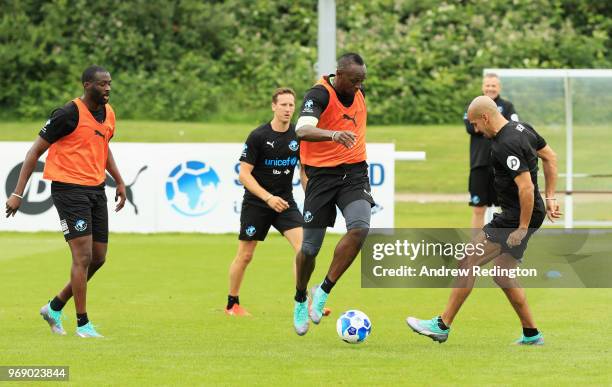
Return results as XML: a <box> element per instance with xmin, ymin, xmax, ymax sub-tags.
<box><xmin>337</xmin><ymin>53</ymin><xmax>365</xmax><ymax>70</ymax></box>
<box><xmin>82</xmin><ymin>65</ymin><xmax>108</xmax><ymax>84</ymax></box>
<box><xmin>272</xmin><ymin>87</ymin><xmax>296</xmax><ymax>103</ymax></box>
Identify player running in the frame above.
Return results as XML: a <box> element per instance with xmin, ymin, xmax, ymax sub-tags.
<box><xmin>292</xmin><ymin>53</ymin><xmax>374</xmax><ymax>335</ymax></box>
<box><xmin>407</xmin><ymin>95</ymin><xmax>561</xmax><ymax>345</ymax></box>
<box><xmin>225</xmin><ymin>88</ymin><xmax>303</xmax><ymax>316</ymax></box>
<box><xmin>5</xmin><ymin>65</ymin><xmax>126</xmax><ymax>338</ymax></box>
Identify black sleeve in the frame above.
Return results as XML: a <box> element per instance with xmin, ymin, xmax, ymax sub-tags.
<box><xmin>299</xmin><ymin>85</ymin><xmax>329</xmax><ymax>119</ymax></box>
<box><xmin>495</xmin><ymin>137</ymin><xmax>530</xmax><ymax>179</ymax></box>
<box><xmin>39</xmin><ymin>102</ymin><xmax>78</xmax><ymax>143</ymax></box>
<box><xmin>504</xmin><ymin>101</ymin><xmax>519</xmax><ymax>121</ymax></box>
<box><xmin>239</xmin><ymin>130</ymin><xmax>261</xmax><ymax>165</ymax></box>
<box><xmin>523</xmin><ymin>122</ymin><xmax>547</xmax><ymax>150</ymax></box>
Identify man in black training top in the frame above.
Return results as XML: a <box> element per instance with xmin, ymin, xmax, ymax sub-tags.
<box><xmin>225</xmin><ymin>88</ymin><xmax>304</xmax><ymax>316</ymax></box>
<box><xmin>465</xmin><ymin>73</ymin><xmax>519</xmax><ymax>229</ymax></box>
<box><xmin>408</xmin><ymin>95</ymin><xmax>561</xmax><ymax>345</ymax></box>
<box><xmin>5</xmin><ymin>65</ymin><xmax>126</xmax><ymax>338</ymax></box>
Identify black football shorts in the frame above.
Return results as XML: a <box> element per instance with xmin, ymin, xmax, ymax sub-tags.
<box><xmin>239</xmin><ymin>200</ymin><xmax>303</xmax><ymax>241</ymax></box>
<box><xmin>51</xmin><ymin>182</ymin><xmax>108</xmax><ymax>243</ymax></box>
<box><xmin>483</xmin><ymin>210</ymin><xmax>545</xmax><ymax>260</ymax></box>
<box><xmin>302</xmin><ymin>161</ymin><xmax>375</xmax><ymax>229</ymax></box>
<box><xmin>469</xmin><ymin>166</ymin><xmax>497</xmax><ymax>207</ymax></box>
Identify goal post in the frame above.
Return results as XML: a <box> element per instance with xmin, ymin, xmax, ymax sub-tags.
<box><xmin>484</xmin><ymin>69</ymin><xmax>612</xmax><ymax>228</ymax></box>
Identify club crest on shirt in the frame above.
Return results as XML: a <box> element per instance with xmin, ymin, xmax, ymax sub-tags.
<box><xmin>303</xmin><ymin>99</ymin><xmax>314</xmax><ymax>113</ymax></box>
<box><xmin>288</xmin><ymin>140</ymin><xmax>299</xmax><ymax>151</ymax></box>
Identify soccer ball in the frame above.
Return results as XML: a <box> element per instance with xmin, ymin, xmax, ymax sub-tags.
<box><xmin>336</xmin><ymin>310</ymin><xmax>372</xmax><ymax>344</ymax></box>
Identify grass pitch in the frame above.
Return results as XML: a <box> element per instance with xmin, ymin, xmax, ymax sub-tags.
<box><xmin>1</xmin><ymin>228</ymin><xmax>611</xmax><ymax>386</ymax></box>
<box><xmin>1</xmin><ymin>121</ymin><xmax>610</xmax><ymax>384</ymax></box>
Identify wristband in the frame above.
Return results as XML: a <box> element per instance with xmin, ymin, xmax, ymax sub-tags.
<box><xmin>331</xmin><ymin>131</ymin><xmax>339</xmax><ymax>141</ymax></box>
<box><xmin>264</xmin><ymin>194</ymin><xmax>273</xmax><ymax>202</ymax></box>
<box><xmin>11</xmin><ymin>192</ymin><xmax>23</xmax><ymax>199</ymax></box>
<box><xmin>545</xmin><ymin>197</ymin><xmax>556</xmax><ymax>200</ymax></box>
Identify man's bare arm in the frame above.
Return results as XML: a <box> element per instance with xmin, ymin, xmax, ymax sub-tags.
<box><xmin>5</xmin><ymin>137</ymin><xmax>51</xmax><ymax>217</ymax></box>
<box><xmin>537</xmin><ymin>144</ymin><xmax>562</xmax><ymax>221</ymax></box>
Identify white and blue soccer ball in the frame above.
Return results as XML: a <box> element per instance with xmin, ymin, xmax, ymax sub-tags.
<box><xmin>336</xmin><ymin>310</ymin><xmax>372</xmax><ymax>344</ymax></box>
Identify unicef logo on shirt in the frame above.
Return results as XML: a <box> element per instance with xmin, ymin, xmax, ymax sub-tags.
<box><xmin>165</xmin><ymin>161</ymin><xmax>221</xmax><ymax>217</ymax></box>
<box><xmin>288</xmin><ymin>140</ymin><xmax>299</xmax><ymax>151</ymax></box>
<box><xmin>264</xmin><ymin>156</ymin><xmax>298</xmax><ymax>167</ymax></box>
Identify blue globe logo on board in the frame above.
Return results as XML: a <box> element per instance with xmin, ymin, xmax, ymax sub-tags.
<box><xmin>165</xmin><ymin>161</ymin><xmax>221</xmax><ymax>217</ymax></box>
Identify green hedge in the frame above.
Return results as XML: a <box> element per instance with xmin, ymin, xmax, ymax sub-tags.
<box><xmin>1</xmin><ymin>0</ymin><xmax>610</xmax><ymax>124</ymax></box>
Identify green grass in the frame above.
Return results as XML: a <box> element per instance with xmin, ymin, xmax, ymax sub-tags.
<box><xmin>2</xmin><ymin>118</ymin><xmax>610</xmax><ymax>384</ymax></box>
<box><xmin>396</xmin><ymin>202</ymin><xmax>470</xmax><ymax>228</ymax></box>
<box><xmin>1</xmin><ymin>230</ymin><xmax>611</xmax><ymax>386</ymax></box>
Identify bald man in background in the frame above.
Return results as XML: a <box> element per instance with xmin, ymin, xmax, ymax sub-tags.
<box><xmin>408</xmin><ymin>96</ymin><xmax>561</xmax><ymax>346</ymax></box>
<box><xmin>465</xmin><ymin>74</ymin><xmax>519</xmax><ymax>229</ymax></box>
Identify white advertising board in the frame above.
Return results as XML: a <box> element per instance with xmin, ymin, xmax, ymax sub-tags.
<box><xmin>0</xmin><ymin>142</ymin><xmax>394</xmax><ymax>234</ymax></box>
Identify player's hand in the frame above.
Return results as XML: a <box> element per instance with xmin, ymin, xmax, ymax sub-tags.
<box><xmin>331</xmin><ymin>131</ymin><xmax>357</xmax><ymax>148</ymax></box>
<box><xmin>115</xmin><ymin>183</ymin><xmax>127</xmax><ymax>212</ymax></box>
<box><xmin>506</xmin><ymin>228</ymin><xmax>528</xmax><ymax>248</ymax></box>
<box><xmin>266</xmin><ymin>196</ymin><xmax>289</xmax><ymax>213</ymax></box>
<box><xmin>5</xmin><ymin>194</ymin><xmax>21</xmax><ymax>218</ymax></box>
<box><xmin>545</xmin><ymin>198</ymin><xmax>563</xmax><ymax>222</ymax></box>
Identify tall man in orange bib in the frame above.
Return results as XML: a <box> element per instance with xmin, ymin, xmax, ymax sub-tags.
<box><xmin>5</xmin><ymin>66</ymin><xmax>126</xmax><ymax>338</ymax></box>
<box><xmin>292</xmin><ymin>53</ymin><xmax>373</xmax><ymax>335</ymax></box>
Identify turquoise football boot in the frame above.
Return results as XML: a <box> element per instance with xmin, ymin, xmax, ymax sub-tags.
<box><xmin>514</xmin><ymin>332</ymin><xmax>544</xmax><ymax>345</ymax></box>
<box><xmin>76</xmin><ymin>322</ymin><xmax>104</xmax><ymax>338</ymax></box>
<box><xmin>39</xmin><ymin>302</ymin><xmax>66</xmax><ymax>336</ymax></box>
<box><xmin>293</xmin><ymin>300</ymin><xmax>309</xmax><ymax>336</ymax></box>
<box><xmin>309</xmin><ymin>285</ymin><xmax>329</xmax><ymax>324</ymax></box>
<box><xmin>406</xmin><ymin>316</ymin><xmax>450</xmax><ymax>343</ymax></box>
